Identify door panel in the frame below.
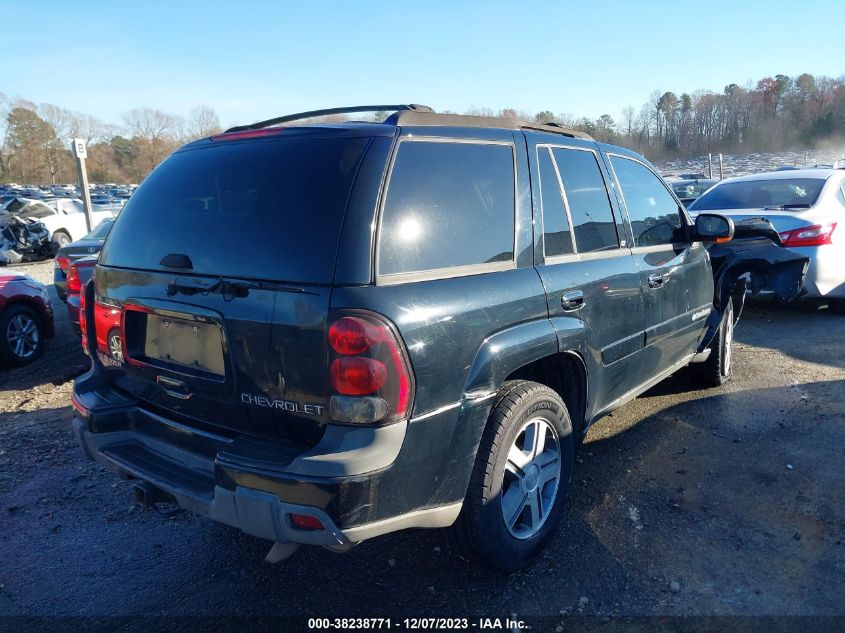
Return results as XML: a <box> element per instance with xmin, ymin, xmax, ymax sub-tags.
<box><xmin>607</xmin><ymin>154</ymin><xmax>713</xmax><ymax>371</ymax></box>
<box><xmin>526</xmin><ymin>133</ymin><xmax>647</xmax><ymax>418</ymax></box>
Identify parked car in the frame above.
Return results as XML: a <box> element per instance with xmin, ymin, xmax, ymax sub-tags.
<box><xmin>72</xmin><ymin>105</ymin><xmax>808</xmax><ymax>571</ymax></box>
<box><xmin>669</xmin><ymin>178</ymin><xmax>719</xmax><ymax>207</ymax></box>
<box><xmin>54</xmin><ymin>218</ymin><xmax>114</xmax><ymax>301</ymax></box>
<box><xmin>0</xmin><ymin>204</ymin><xmax>53</xmax><ymax>265</ymax></box>
<box><xmin>689</xmin><ymin>168</ymin><xmax>845</xmax><ymax>313</ymax></box>
<box><xmin>0</xmin><ymin>274</ymin><xmax>54</xmax><ymax>366</ymax></box>
<box><xmin>64</xmin><ymin>257</ymin><xmax>98</xmax><ymax>334</ymax></box>
<box><xmin>10</xmin><ymin>198</ymin><xmax>116</xmax><ymax>248</ymax></box>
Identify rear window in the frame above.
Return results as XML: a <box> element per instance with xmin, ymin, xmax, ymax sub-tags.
<box><xmin>85</xmin><ymin>218</ymin><xmax>114</xmax><ymax>240</ymax></box>
<box><xmin>100</xmin><ymin>136</ymin><xmax>369</xmax><ymax>283</ymax></box>
<box><xmin>691</xmin><ymin>178</ymin><xmax>826</xmax><ymax>211</ymax></box>
<box><xmin>377</xmin><ymin>140</ymin><xmax>515</xmax><ymax>278</ymax></box>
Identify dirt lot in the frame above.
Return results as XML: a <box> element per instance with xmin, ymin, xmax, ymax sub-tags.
<box><xmin>1</xmin><ymin>261</ymin><xmax>844</xmax><ymax>629</ymax></box>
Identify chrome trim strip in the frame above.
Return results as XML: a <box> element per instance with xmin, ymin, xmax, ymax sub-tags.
<box><xmin>592</xmin><ymin>352</ymin><xmax>696</xmax><ymax>422</ymax></box>
<box><xmin>377</xmin><ymin>260</ymin><xmax>515</xmax><ymax>286</ymax></box>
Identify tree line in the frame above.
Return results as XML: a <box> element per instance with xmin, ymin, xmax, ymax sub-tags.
<box><xmin>2</xmin><ymin>72</ymin><xmax>844</xmax><ymax>185</ymax></box>
<box><xmin>0</xmin><ymin>97</ymin><xmax>222</xmax><ymax>185</ymax></box>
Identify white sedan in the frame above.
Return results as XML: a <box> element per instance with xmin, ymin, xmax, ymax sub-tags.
<box><xmin>689</xmin><ymin>168</ymin><xmax>845</xmax><ymax>313</ymax></box>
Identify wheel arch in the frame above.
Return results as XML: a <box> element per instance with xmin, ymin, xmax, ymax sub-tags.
<box><xmin>461</xmin><ymin>317</ymin><xmax>589</xmax><ymax>435</ymax></box>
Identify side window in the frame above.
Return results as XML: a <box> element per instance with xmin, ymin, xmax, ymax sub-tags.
<box><xmin>837</xmin><ymin>182</ymin><xmax>845</xmax><ymax>208</ymax></box>
<box><xmin>611</xmin><ymin>156</ymin><xmax>684</xmax><ymax>247</ymax></box>
<box><xmin>551</xmin><ymin>148</ymin><xmax>619</xmax><ymax>253</ymax></box>
<box><xmin>538</xmin><ymin>147</ymin><xmax>574</xmax><ymax>257</ymax></box>
<box><xmin>378</xmin><ymin>140</ymin><xmax>515</xmax><ymax>277</ymax></box>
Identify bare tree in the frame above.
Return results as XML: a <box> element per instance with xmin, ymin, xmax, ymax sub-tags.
<box><xmin>123</xmin><ymin>107</ymin><xmax>181</xmax><ymax>175</ymax></box>
<box><xmin>185</xmin><ymin>105</ymin><xmax>222</xmax><ymax>141</ymax></box>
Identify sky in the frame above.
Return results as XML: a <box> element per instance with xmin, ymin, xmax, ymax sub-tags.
<box><xmin>2</xmin><ymin>0</ymin><xmax>842</xmax><ymax>130</ymax></box>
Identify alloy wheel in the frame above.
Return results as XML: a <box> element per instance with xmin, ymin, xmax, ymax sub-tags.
<box><xmin>7</xmin><ymin>314</ymin><xmax>39</xmax><ymax>360</ymax></box>
<box><xmin>501</xmin><ymin>416</ymin><xmax>561</xmax><ymax>539</ymax></box>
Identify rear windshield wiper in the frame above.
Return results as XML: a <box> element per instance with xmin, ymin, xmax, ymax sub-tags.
<box><xmin>763</xmin><ymin>204</ymin><xmax>812</xmax><ymax>210</ymax></box>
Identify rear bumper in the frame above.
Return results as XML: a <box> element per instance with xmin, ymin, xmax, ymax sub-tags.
<box><xmin>66</xmin><ymin>295</ymin><xmax>80</xmax><ymax>332</ymax></box>
<box><xmin>796</xmin><ymin>245</ymin><xmax>845</xmax><ymax>299</ymax></box>
<box><xmin>71</xmin><ymin>370</ymin><xmax>465</xmax><ymax>546</ymax></box>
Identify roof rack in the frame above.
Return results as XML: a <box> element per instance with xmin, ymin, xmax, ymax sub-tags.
<box><xmin>225</xmin><ymin>104</ymin><xmax>434</xmax><ymax>133</ymax></box>
<box><xmin>388</xmin><ymin>110</ymin><xmax>593</xmax><ymax>140</ymax></box>
<box><xmin>224</xmin><ymin>104</ymin><xmax>593</xmax><ymax>141</ymax></box>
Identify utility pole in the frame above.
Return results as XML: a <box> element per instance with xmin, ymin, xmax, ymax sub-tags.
<box><xmin>72</xmin><ymin>138</ymin><xmax>95</xmax><ymax>232</ymax></box>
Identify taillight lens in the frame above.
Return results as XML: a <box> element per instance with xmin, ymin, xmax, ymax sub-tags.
<box><xmin>329</xmin><ymin>316</ymin><xmax>379</xmax><ymax>355</ymax></box>
<box><xmin>66</xmin><ymin>264</ymin><xmax>81</xmax><ymax>294</ymax></box>
<box><xmin>779</xmin><ymin>223</ymin><xmax>836</xmax><ymax>247</ymax></box>
<box><xmin>78</xmin><ymin>283</ymin><xmax>89</xmax><ymax>355</ymax></box>
<box><xmin>327</xmin><ymin>313</ymin><xmax>414</xmax><ymax>424</ymax></box>
<box><xmin>330</xmin><ymin>357</ymin><xmax>387</xmax><ymax>394</ymax></box>
<box><xmin>55</xmin><ymin>255</ymin><xmax>71</xmax><ymax>272</ymax></box>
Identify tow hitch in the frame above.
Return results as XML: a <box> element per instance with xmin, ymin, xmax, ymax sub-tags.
<box><xmin>132</xmin><ymin>481</ymin><xmax>183</xmax><ymax>517</ymax></box>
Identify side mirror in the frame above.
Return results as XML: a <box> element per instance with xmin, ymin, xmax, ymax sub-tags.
<box><xmin>694</xmin><ymin>213</ymin><xmax>734</xmax><ymax>242</ymax></box>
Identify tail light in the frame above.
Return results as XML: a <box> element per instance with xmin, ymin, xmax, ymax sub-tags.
<box><xmin>66</xmin><ymin>264</ymin><xmax>82</xmax><ymax>294</ymax></box>
<box><xmin>55</xmin><ymin>255</ymin><xmax>71</xmax><ymax>273</ymax></box>
<box><xmin>79</xmin><ymin>282</ymin><xmax>89</xmax><ymax>355</ymax></box>
<box><xmin>327</xmin><ymin>312</ymin><xmax>414</xmax><ymax>425</ymax></box>
<box><xmin>779</xmin><ymin>223</ymin><xmax>836</xmax><ymax>247</ymax></box>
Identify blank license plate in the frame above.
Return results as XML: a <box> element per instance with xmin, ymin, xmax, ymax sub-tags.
<box><xmin>144</xmin><ymin>315</ymin><xmax>224</xmax><ymax>376</ymax></box>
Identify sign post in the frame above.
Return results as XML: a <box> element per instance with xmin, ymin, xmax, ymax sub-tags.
<box><xmin>72</xmin><ymin>138</ymin><xmax>94</xmax><ymax>232</ymax></box>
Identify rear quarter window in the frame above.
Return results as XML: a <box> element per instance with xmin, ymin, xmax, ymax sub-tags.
<box><xmin>377</xmin><ymin>140</ymin><xmax>515</xmax><ymax>280</ymax></box>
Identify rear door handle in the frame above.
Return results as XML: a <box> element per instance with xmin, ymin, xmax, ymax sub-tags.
<box><xmin>561</xmin><ymin>290</ymin><xmax>585</xmax><ymax>311</ymax></box>
<box><xmin>648</xmin><ymin>273</ymin><xmax>665</xmax><ymax>289</ymax></box>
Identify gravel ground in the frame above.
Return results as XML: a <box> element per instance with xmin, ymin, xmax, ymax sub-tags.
<box><xmin>0</xmin><ymin>261</ymin><xmax>843</xmax><ymax>630</ymax></box>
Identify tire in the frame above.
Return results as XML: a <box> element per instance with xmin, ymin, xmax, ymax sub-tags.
<box><xmin>0</xmin><ymin>305</ymin><xmax>44</xmax><ymax>367</ymax></box>
<box><xmin>52</xmin><ymin>230</ymin><xmax>71</xmax><ymax>250</ymax></box>
<box><xmin>456</xmin><ymin>380</ymin><xmax>574</xmax><ymax>572</ymax></box>
<box><xmin>691</xmin><ymin>300</ymin><xmax>734</xmax><ymax>387</ymax></box>
<box><xmin>828</xmin><ymin>299</ymin><xmax>845</xmax><ymax>315</ymax></box>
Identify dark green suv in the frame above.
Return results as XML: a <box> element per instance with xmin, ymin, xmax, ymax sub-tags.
<box><xmin>72</xmin><ymin>105</ymin><xmax>807</xmax><ymax>570</ymax></box>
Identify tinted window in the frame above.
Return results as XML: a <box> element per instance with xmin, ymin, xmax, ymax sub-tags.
<box><xmin>611</xmin><ymin>156</ymin><xmax>683</xmax><ymax>246</ymax></box>
<box><xmin>378</xmin><ymin>141</ymin><xmax>515</xmax><ymax>276</ymax></box>
<box><xmin>100</xmin><ymin>136</ymin><xmax>369</xmax><ymax>283</ymax></box>
<box><xmin>690</xmin><ymin>178</ymin><xmax>826</xmax><ymax>211</ymax></box>
<box><xmin>538</xmin><ymin>148</ymin><xmax>573</xmax><ymax>257</ymax></box>
<box><xmin>551</xmin><ymin>148</ymin><xmax>618</xmax><ymax>252</ymax></box>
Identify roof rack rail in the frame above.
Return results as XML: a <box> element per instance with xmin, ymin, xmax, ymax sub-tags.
<box><xmin>519</xmin><ymin>122</ymin><xmax>593</xmax><ymax>140</ymax></box>
<box><xmin>388</xmin><ymin>111</ymin><xmax>593</xmax><ymax>140</ymax></box>
<box><xmin>225</xmin><ymin>104</ymin><xmax>434</xmax><ymax>133</ymax></box>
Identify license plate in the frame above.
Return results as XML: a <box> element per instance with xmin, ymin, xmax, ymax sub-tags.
<box><xmin>144</xmin><ymin>314</ymin><xmax>224</xmax><ymax>376</ymax></box>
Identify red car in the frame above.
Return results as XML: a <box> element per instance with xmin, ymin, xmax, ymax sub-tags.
<box><xmin>68</xmin><ymin>258</ymin><xmax>122</xmax><ymax>364</ymax></box>
<box><xmin>0</xmin><ymin>274</ymin><xmax>55</xmax><ymax>366</ymax></box>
